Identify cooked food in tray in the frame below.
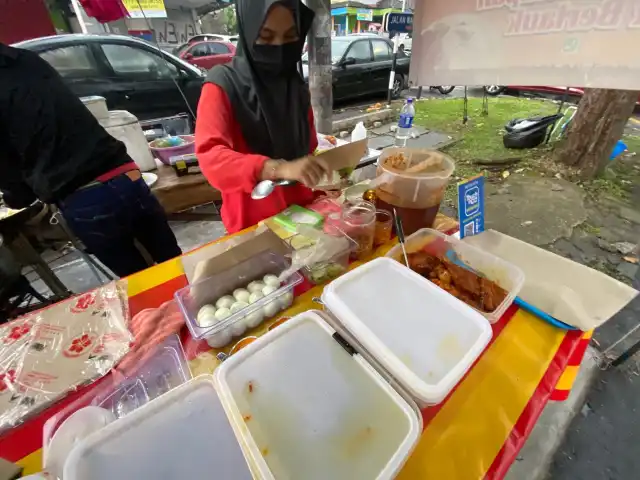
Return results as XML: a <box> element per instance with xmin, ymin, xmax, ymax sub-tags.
<box><xmin>407</xmin><ymin>251</ymin><xmax>508</xmax><ymax>313</ymax></box>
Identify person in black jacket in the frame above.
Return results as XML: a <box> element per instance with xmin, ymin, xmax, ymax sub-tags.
<box><xmin>0</xmin><ymin>43</ymin><xmax>181</xmax><ymax>277</ymax></box>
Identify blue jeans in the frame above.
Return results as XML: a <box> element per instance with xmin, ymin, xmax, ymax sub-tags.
<box><xmin>58</xmin><ymin>173</ymin><xmax>181</xmax><ymax>277</ymax></box>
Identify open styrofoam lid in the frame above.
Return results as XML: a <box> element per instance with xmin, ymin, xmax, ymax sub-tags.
<box><xmin>214</xmin><ymin>311</ymin><xmax>421</xmax><ymax>480</ymax></box>
<box><xmin>63</xmin><ymin>376</ymin><xmax>252</xmax><ymax>480</ymax></box>
<box><xmin>322</xmin><ymin>257</ymin><xmax>493</xmax><ymax>405</ymax></box>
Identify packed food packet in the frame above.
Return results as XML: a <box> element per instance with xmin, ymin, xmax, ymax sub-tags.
<box><xmin>278</xmin><ymin>225</ymin><xmax>352</xmax><ymax>283</ymax></box>
<box><xmin>0</xmin><ymin>281</ymin><xmax>132</xmax><ymax>434</ymax></box>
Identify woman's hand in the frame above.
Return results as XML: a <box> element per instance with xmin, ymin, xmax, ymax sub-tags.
<box><xmin>262</xmin><ymin>157</ymin><xmax>331</xmax><ymax>188</ymax></box>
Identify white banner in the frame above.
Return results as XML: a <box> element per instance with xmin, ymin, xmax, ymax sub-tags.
<box><xmin>410</xmin><ymin>0</ymin><xmax>640</xmax><ymax>90</ymax></box>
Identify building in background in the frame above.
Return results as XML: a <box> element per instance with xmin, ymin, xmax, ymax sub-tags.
<box><xmin>1</xmin><ymin>0</ymin><xmax>231</xmax><ymax>50</ymax></box>
<box><xmin>329</xmin><ymin>0</ymin><xmax>412</xmax><ymax>36</ymax></box>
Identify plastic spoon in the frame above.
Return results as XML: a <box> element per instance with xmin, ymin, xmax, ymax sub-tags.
<box><xmin>251</xmin><ymin>179</ymin><xmax>297</xmax><ymax>200</ymax></box>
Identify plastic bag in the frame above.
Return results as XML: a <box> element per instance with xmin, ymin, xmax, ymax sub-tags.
<box><xmin>0</xmin><ymin>281</ymin><xmax>132</xmax><ymax>434</ymax></box>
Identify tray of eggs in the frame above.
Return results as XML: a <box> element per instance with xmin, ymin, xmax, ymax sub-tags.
<box><xmin>175</xmin><ymin>251</ymin><xmax>303</xmax><ymax>348</ymax></box>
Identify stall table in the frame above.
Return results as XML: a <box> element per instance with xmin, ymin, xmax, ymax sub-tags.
<box><xmin>150</xmin><ymin>164</ymin><xmax>222</xmax><ymax>219</ymax></box>
<box><xmin>1</xmin><ymin>215</ymin><xmax>589</xmax><ymax>479</ymax></box>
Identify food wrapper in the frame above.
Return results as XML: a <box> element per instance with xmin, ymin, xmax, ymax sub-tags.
<box><xmin>0</xmin><ymin>282</ymin><xmax>132</xmax><ymax>434</ymax></box>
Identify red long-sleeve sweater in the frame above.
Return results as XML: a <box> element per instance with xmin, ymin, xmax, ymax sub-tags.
<box><xmin>195</xmin><ymin>83</ymin><xmax>318</xmax><ymax>233</ymax></box>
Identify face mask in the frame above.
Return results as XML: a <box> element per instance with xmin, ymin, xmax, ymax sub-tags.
<box><xmin>252</xmin><ymin>42</ymin><xmax>302</xmax><ymax>75</ymax></box>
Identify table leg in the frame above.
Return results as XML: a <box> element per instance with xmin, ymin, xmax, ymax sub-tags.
<box><xmin>10</xmin><ymin>232</ymin><xmax>72</xmax><ymax>299</ymax></box>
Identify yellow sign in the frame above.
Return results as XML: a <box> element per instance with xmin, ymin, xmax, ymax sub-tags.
<box><xmin>123</xmin><ymin>0</ymin><xmax>167</xmax><ymax>19</ymax></box>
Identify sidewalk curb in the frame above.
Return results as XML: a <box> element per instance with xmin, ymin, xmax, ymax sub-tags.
<box><xmin>504</xmin><ymin>346</ymin><xmax>600</xmax><ymax>480</ymax></box>
<box><xmin>331</xmin><ymin>108</ymin><xmax>395</xmax><ymax>134</ymax></box>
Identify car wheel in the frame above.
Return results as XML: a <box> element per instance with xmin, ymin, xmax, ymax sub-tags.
<box><xmin>437</xmin><ymin>86</ymin><xmax>455</xmax><ymax>95</ymax></box>
<box><xmin>392</xmin><ymin>74</ymin><xmax>404</xmax><ymax>99</ymax></box>
<box><xmin>484</xmin><ymin>85</ymin><xmax>505</xmax><ymax>96</ymax></box>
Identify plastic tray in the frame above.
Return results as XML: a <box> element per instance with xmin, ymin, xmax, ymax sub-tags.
<box><xmin>42</xmin><ymin>335</ymin><xmax>191</xmax><ymax>480</ymax></box>
<box><xmin>322</xmin><ymin>257</ymin><xmax>493</xmax><ymax>407</ymax></box>
<box><xmin>175</xmin><ymin>250</ymin><xmax>303</xmax><ymax>348</ymax></box>
<box><xmin>63</xmin><ymin>376</ymin><xmax>253</xmax><ymax>480</ymax></box>
<box><xmin>213</xmin><ymin>311</ymin><xmax>421</xmax><ymax>480</ymax></box>
<box><xmin>385</xmin><ymin>228</ymin><xmax>525</xmax><ymax>324</ymax></box>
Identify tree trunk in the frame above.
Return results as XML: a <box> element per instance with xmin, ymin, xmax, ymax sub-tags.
<box><xmin>555</xmin><ymin>88</ymin><xmax>638</xmax><ymax>179</ymax></box>
<box><xmin>306</xmin><ymin>0</ymin><xmax>333</xmax><ymax>135</ymax></box>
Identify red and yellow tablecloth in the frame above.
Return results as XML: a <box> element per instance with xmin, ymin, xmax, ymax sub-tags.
<box><xmin>0</xmin><ymin>224</ymin><xmax>590</xmax><ymax>479</ymax></box>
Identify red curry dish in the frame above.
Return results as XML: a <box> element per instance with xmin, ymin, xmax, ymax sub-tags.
<box><xmin>407</xmin><ymin>251</ymin><xmax>508</xmax><ymax>312</ymax></box>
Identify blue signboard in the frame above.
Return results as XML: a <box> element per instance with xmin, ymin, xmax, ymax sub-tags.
<box><xmin>457</xmin><ymin>175</ymin><xmax>485</xmax><ymax>239</ymax></box>
<box><xmin>384</xmin><ymin>12</ymin><xmax>413</xmax><ymax>33</ymax></box>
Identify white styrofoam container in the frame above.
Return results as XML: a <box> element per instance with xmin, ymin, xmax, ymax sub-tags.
<box><xmin>214</xmin><ymin>311</ymin><xmax>422</xmax><ymax>480</ymax></box>
<box><xmin>63</xmin><ymin>376</ymin><xmax>253</xmax><ymax>480</ymax></box>
<box><xmin>322</xmin><ymin>257</ymin><xmax>493</xmax><ymax>406</ymax></box>
<box><xmin>386</xmin><ymin>228</ymin><xmax>525</xmax><ymax>324</ymax></box>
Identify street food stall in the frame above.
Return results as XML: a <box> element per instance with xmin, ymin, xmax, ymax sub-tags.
<box><xmin>1</xmin><ymin>143</ymin><xmax>634</xmax><ymax>479</ymax></box>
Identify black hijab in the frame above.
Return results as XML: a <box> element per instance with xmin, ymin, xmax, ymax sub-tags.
<box><xmin>206</xmin><ymin>0</ymin><xmax>314</xmax><ymax>161</ymax></box>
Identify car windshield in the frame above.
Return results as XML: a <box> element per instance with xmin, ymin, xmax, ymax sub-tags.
<box><xmin>301</xmin><ymin>38</ymin><xmax>352</xmax><ymax>64</ymax></box>
<box><xmin>174</xmin><ymin>44</ymin><xmax>189</xmax><ymax>56</ymax></box>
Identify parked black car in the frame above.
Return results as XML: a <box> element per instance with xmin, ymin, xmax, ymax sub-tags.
<box><xmin>302</xmin><ymin>36</ymin><xmax>410</xmax><ymax>101</ymax></box>
<box><xmin>13</xmin><ymin>34</ymin><xmax>204</xmax><ymax>121</ymax></box>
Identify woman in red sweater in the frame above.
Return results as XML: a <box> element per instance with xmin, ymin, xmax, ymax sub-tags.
<box><xmin>195</xmin><ymin>0</ymin><xmax>329</xmax><ymax>233</ymax></box>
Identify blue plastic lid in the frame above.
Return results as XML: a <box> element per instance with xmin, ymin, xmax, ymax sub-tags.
<box><xmin>407</xmin><ymin>98</ymin><xmax>413</xmax><ymax>103</ymax></box>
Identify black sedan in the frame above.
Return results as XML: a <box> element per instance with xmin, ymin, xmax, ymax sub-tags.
<box><xmin>13</xmin><ymin>34</ymin><xmax>204</xmax><ymax>121</ymax></box>
<box><xmin>302</xmin><ymin>36</ymin><xmax>410</xmax><ymax>101</ymax></box>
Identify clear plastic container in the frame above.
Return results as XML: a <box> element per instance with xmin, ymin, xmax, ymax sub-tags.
<box><xmin>286</xmin><ymin>232</ymin><xmax>357</xmax><ymax>285</ymax></box>
<box><xmin>213</xmin><ymin>311</ymin><xmax>422</xmax><ymax>480</ymax></box>
<box><xmin>341</xmin><ymin>200</ymin><xmax>376</xmax><ymax>260</ymax></box>
<box><xmin>375</xmin><ymin>148</ymin><xmax>455</xmax><ymax>235</ymax></box>
<box><xmin>175</xmin><ymin>250</ymin><xmax>303</xmax><ymax>348</ymax></box>
<box><xmin>385</xmin><ymin>228</ymin><xmax>525</xmax><ymax>324</ymax></box>
<box><xmin>63</xmin><ymin>376</ymin><xmax>253</xmax><ymax>480</ymax></box>
<box><xmin>43</xmin><ymin>335</ymin><xmax>191</xmax><ymax>480</ymax></box>
<box><xmin>322</xmin><ymin>257</ymin><xmax>493</xmax><ymax>407</ymax></box>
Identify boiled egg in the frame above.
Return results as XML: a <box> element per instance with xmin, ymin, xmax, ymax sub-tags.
<box><xmin>245</xmin><ymin>308</ymin><xmax>265</xmax><ymax>329</ymax></box>
<box><xmin>215</xmin><ymin>295</ymin><xmax>235</xmax><ymax>309</ymax></box>
<box><xmin>247</xmin><ymin>280</ymin><xmax>266</xmax><ymax>294</ymax></box>
<box><xmin>206</xmin><ymin>328</ymin><xmax>232</xmax><ymax>348</ymax></box>
<box><xmin>279</xmin><ymin>291</ymin><xmax>294</xmax><ymax>310</ymax></box>
<box><xmin>263</xmin><ymin>274</ymin><xmax>281</xmax><ymax>289</ymax></box>
<box><xmin>214</xmin><ymin>307</ymin><xmax>231</xmax><ymax>322</ymax></box>
<box><xmin>248</xmin><ymin>291</ymin><xmax>264</xmax><ymax>304</ymax></box>
<box><xmin>196</xmin><ymin>304</ymin><xmax>217</xmax><ymax>328</ymax></box>
<box><xmin>262</xmin><ymin>285</ymin><xmax>280</xmax><ymax>317</ymax></box>
<box><xmin>233</xmin><ymin>288</ymin><xmax>251</xmax><ymax>303</ymax></box>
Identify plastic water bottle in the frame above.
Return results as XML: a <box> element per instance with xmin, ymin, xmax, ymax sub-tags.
<box><xmin>395</xmin><ymin>98</ymin><xmax>415</xmax><ymax>147</ymax></box>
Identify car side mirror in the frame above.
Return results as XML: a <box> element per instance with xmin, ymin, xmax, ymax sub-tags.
<box><xmin>184</xmin><ymin>53</ymin><xmax>194</xmax><ymax>60</ymax></box>
<box><xmin>342</xmin><ymin>57</ymin><xmax>356</xmax><ymax>67</ymax></box>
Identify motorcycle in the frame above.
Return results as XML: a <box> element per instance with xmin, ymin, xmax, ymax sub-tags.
<box><xmin>430</xmin><ymin>86</ymin><xmax>456</xmax><ymax>95</ymax></box>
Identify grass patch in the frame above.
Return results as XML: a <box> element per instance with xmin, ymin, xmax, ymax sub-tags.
<box><xmin>414</xmin><ymin>96</ymin><xmax>557</xmax><ymax>165</ymax></box>
<box><xmin>413</xmin><ymin>96</ymin><xmax>640</xmax><ymax>204</ymax></box>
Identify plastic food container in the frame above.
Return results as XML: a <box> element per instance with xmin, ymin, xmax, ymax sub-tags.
<box><xmin>322</xmin><ymin>257</ymin><xmax>493</xmax><ymax>406</ymax></box>
<box><xmin>149</xmin><ymin>134</ymin><xmax>196</xmax><ymax>165</ymax></box>
<box><xmin>386</xmin><ymin>228</ymin><xmax>525</xmax><ymax>324</ymax></box>
<box><xmin>63</xmin><ymin>376</ymin><xmax>253</xmax><ymax>480</ymax></box>
<box><xmin>214</xmin><ymin>311</ymin><xmax>422</xmax><ymax>480</ymax></box>
<box><xmin>43</xmin><ymin>335</ymin><xmax>191</xmax><ymax>480</ymax></box>
<box><xmin>286</xmin><ymin>232</ymin><xmax>357</xmax><ymax>285</ymax></box>
<box><xmin>341</xmin><ymin>200</ymin><xmax>376</xmax><ymax>260</ymax></box>
<box><xmin>175</xmin><ymin>250</ymin><xmax>303</xmax><ymax>348</ymax></box>
<box><xmin>375</xmin><ymin>148</ymin><xmax>455</xmax><ymax>235</ymax></box>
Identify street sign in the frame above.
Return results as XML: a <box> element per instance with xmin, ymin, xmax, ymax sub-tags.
<box><xmin>457</xmin><ymin>174</ymin><xmax>485</xmax><ymax>239</ymax></box>
<box><xmin>383</xmin><ymin>12</ymin><xmax>413</xmax><ymax>34</ymax></box>
<box><xmin>356</xmin><ymin>9</ymin><xmax>373</xmax><ymax>21</ymax></box>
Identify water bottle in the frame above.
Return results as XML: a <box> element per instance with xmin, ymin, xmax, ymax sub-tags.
<box><xmin>395</xmin><ymin>98</ymin><xmax>415</xmax><ymax>147</ymax></box>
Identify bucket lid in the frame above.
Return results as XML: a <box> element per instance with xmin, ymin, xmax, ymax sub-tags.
<box><xmin>214</xmin><ymin>311</ymin><xmax>421</xmax><ymax>480</ymax></box>
<box><xmin>99</xmin><ymin>110</ymin><xmax>139</xmax><ymax>128</ymax></box>
<box><xmin>322</xmin><ymin>257</ymin><xmax>492</xmax><ymax>405</ymax></box>
<box><xmin>63</xmin><ymin>376</ymin><xmax>253</xmax><ymax>480</ymax></box>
